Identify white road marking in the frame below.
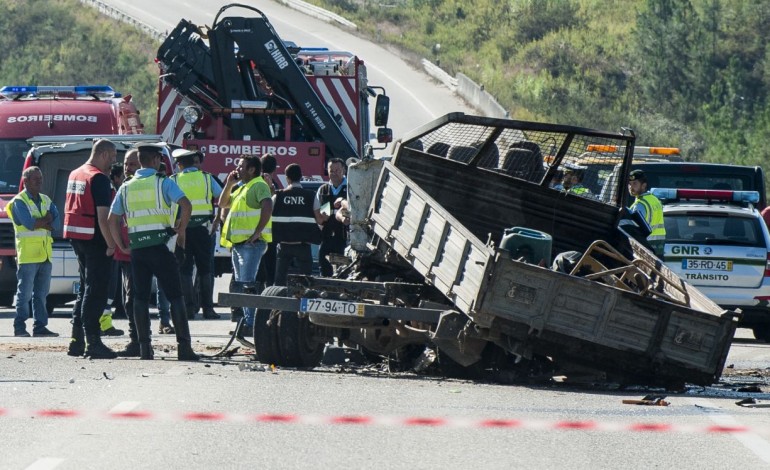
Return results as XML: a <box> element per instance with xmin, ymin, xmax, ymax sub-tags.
<box><xmin>25</xmin><ymin>458</ymin><xmax>64</xmax><ymax>470</ymax></box>
<box><xmin>691</xmin><ymin>399</ymin><xmax>770</xmax><ymax>464</ymax></box>
<box><xmin>109</xmin><ymin>401</ymin><xmax>141</xmax><ymax>414</ymax></box>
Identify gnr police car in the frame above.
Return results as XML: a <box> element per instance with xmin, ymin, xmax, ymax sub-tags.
<box><xmin>654</xmin><ymin>188</ymin><xmax>770</xmax><ymax>341</ymax></box>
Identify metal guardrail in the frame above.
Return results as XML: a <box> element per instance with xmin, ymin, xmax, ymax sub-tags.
<box><xmin>79</xmin><ymin>0</ymin><xmax>166</xmax><ymax>42</ymax></box>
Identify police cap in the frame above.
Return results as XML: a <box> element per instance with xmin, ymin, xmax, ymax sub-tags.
<box><xmin>172</xmin><ymin>148</ymin><xmax>204</xmax><ymax>162</ymax></box>
<box><xmin>134</xmin><ymin>142</ymin><xmax>166</xmax><ymax>155</ymax></box>
<box><xmin>628</xmin><ymin>169</ymin><xmax>647</xmax><ymax>183</ymax></box>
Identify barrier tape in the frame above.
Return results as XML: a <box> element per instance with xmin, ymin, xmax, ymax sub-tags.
<box><xmin>0</xmin><ymin>407</ymin><xmax>765</xmax><ymax>434</ymax></box>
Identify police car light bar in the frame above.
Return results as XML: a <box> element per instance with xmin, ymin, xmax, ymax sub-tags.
<box><xmin>651</xmin><ymin>188</ymin><xmax>760</xmax><ymax>204</ymax></box>
<box><xmin>585</xmin><ymin>144</ymin><xmax>680</xmax><ymax>156</ymax></box>
<box><xmin>0</xmin><ymin>85</ymin><xmax>119</xmax><ymax>99</ymax></box>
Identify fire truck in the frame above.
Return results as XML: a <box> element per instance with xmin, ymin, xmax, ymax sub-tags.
<box><xmin>155</xmin><ymin>3</ymin><xmax>392</xmax><ymax>183</ymax></box>
<box><xmin>0</xmin><ymin>85</ymin><xmax>145</xmax><ymax>307</ymax></box>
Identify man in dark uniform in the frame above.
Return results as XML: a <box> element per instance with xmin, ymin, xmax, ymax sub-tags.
<box><xmin>170</xmin><ymin>149</ymin><xmax>222</xmax><ymax>320</ymax></box>
<box><xmin>64</xmin><ymin>139</ymin><xmax>119</xmax><ymax>359</ymax></box>
<box><xmin>108</xmin><ymin>143</ymin><xmax>199</xmax><ymax>361</ymax></box>
<box><xmin>256</xmin><ymin>154</ymin><xmax>280</xmax><ymax>291</ymax></box>
<box><xmin>272</xmin><ymin>163</ymin><xmax>325</xmax><ymax>285</ymax></box>
<box><xmin>316</xmin><ymin>158</ymin><xmax>349</xmax><ymax>277</ymax></box>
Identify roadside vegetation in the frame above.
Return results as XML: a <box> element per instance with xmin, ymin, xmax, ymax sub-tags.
<box><xmin>308</xmin><ymin>0</ymin><xmax>770</xmax><ymax>172</ymax></box>
<box><xmin>0</xmin><ymin>0</ymin><xmax>159</xmax><ymax>132</ymax></box>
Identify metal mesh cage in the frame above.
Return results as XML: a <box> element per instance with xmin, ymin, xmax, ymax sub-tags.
<box><xmin>405</xmin><ymin>115</ymin><xmax>635</xmax><ymax>207</ymax></box>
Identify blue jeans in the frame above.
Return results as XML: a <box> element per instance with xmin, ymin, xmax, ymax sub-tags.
<box><xmin>153</xmin><ymin>277</ymin><xmax>172</xmax><ymax>325</ymax></box>
<box><xmin>14</xmin><ymin>261</ymin><xmax>52</xmax><ymax>333</ymax></box>
<box><xmin>231</xmin><ymin>240</ymin><xmax>267</xmax><ymax>326</ymax></box>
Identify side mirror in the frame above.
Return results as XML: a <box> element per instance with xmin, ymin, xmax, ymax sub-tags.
<box><xmin>374</xmin><ymin>95</ymin><xmax>390</xmax><ymax>127</ymax></box>
<box><xmin>377</xmin><ymin>127</ymin><xmax>393</xmax><ymax>143</ymax></box>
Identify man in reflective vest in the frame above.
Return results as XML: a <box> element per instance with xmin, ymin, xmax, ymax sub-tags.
<box><xmin>170</xmin><ymin>149</ymin><xmax>223</xmax><ymax>320</ymax></box>
<box><xmin>63</xmin><ymin>139</ymin><xmax>119</xmax><ymax>359</ymax></box>
<box><xmin>219</xmin><ymin>154</ymin><xmax>273</xmax><ymax>336</ymax></box>
<box><xmin>108</xmin><ymin>143</ymin><xmax>198</xmax><ymax>361</ymax></box>
<box><xmin>7</xmin><ymin>166</ymin><xmax>59</xmax><ymax>338</ymax></box>
<box><xmin>272</xmin><ymin>163</ymin><xmax>324</xmax><ymax>286</ymax></box>
<box><xmin>628</xmin><ymin>169</ymin><xmax>666</xmax><ymax>257</ymax></box>
<box><xmin>564</xmin><ymin>168</ymin><xmax>594</xmax><ymax>199</ymax></box>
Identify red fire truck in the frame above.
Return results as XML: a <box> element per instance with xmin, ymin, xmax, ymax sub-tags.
<box><xmin>0</xmin><ymin>85</ymin><xmax>144</xmax><ymax>306</ymax></box>
<box><xmin>155</xmin><ymin>3</ymin><xmax>391</xmax><ymax>183</ymax></box>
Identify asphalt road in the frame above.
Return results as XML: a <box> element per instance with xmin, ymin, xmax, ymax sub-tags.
<box><xmin>1</xmin><ymin>294</ymin><xmax>769</xmax><ymax>469</ymax></box>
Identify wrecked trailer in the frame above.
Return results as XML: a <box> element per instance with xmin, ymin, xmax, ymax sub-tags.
<box><xmin>220</xmin><ymin>113</ymin><xmax>738</xmax><ymax>387</ymax></box>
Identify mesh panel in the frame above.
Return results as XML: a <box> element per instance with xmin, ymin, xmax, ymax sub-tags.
<box><xmin>408</xmin><ymin>117</ymin><xmax>634</xmax><ymax>207</ymax></box>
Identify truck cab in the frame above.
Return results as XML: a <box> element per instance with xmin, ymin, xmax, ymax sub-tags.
<box><xmin>0</xmin><ymin>85</ymin><xmax>145</xmax><ymax>307</ymax></box>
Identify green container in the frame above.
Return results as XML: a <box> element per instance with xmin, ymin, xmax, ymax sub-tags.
<box><xmin>500</xmin><ymin>227</ymin><xmax>553</xmax><ymax>266</ymax></box>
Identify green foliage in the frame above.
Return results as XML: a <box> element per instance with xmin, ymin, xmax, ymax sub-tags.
<box><xmin>0</xmin><ymin>0</ymin><xmax>159</xmax><ymax>132</ymax></box>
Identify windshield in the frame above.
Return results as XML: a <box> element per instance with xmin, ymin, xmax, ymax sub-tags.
<box><xmin>0</xmin><ymin>139</ymin><xmax>29</xmax><ymax>194</ymax></box>
<box><xmin>664</xmin><ymin>213</ymin><xmax>765</xmax><ymax>247</ymax></box>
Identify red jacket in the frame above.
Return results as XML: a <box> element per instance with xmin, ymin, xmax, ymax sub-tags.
<box><xmin>63</xmin><ymin>164</ymin><xmax>102</xmax><ymax>240</ymax></box>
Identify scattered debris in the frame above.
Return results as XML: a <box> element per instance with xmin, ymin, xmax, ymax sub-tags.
<box><xmin>412</xmin><ymin>348</ymin><xmax>437</xmax><ymax>374</ymax></box>
<box><xmin>68</xmin><ymin>378</ymin><xmax>75</xmax><ymax>384</ymax></box>
<box><xmin>622</xmin><ymin>395</ymin><xmax>670</xmax><ymax>406</ymax></box>
<box><xmin>102</xmin><ymin>372</ymin><xmax>113</xmax><ymax>380</ymax></box>
<box><xmin>736</xmin><ymin>398</ymin><xmax>770</xmax><ymax>408</ymax></box>
<box><xmin>736</xmin><ymin>385</ymin><xmax>763</xmax><ymax>393</ymax></box>
<box><xmin>238</xmin><ymin>363</ymin><xmax>266</xmax><ymax>372</ymax></box>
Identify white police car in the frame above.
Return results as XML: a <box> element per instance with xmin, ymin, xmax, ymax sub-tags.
<box><xmin>654</xmin><ymin>188</ymin><xmax>770</xmax><ymax>341</ymax></box>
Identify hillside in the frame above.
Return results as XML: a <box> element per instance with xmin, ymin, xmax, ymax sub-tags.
<box><xmin>0</xmin><ymin>0</ymin><xmax>159</xmax><ymax>132</ymax></box>
<box><xmin>308</xmin><ymin>0</ymin><xmax>770</xmax><ymax>170</ymax></box>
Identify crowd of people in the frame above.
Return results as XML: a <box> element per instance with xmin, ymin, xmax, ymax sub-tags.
<box><xmin>7</xmin><ymin>139</ymin><xmax>351</xmax><ymax>360</ymax></box>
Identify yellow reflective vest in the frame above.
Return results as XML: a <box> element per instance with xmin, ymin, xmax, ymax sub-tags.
<box><xmin>172</xmin><ymin>170</ymin><xmax>213</xmax><ymax>228</ymax></box>
<box><xmin>632</xmin><ymin>193</ymin><xmax>666</xmax><ymax>242</ymax></box>
<box><xmin>7</xmin><ymin>191</ymin><xmax>53</xmax><ymax>264</ymax></box>
<box><xmin>221</xmin><ymin>176</ymin><xmax>272</xmax><ymax>248</ymax></box>
<box><xmin>121</xmin><ymin>174</ymin><xmax>174</xmax><ymax>249</ymax></box>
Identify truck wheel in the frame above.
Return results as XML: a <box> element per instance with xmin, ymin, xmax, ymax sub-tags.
<box><xmin>253</xmin><ymin>286</ymin><xmax>283</xmax><ymax>365</ymax></box>
<box><xmin>277</xmin><ymin>310</ymin><xmax>325</xmax><ymax>368</ymax></box>
<box><xmin>752</xmin><ymin>326</ymin><xmax>770</xmax><ymax>342</ymax></box>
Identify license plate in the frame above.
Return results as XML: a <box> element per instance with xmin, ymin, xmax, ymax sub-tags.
<box><xmin>300</xmin><ymin>298</ymin><xmax>365</xmax><ymax>316</ymax></box>
<box><xmin>682</xmin><ymin>259</ymin><xmax>733</xmax><ymax>271</ymax></box>
<box><xmin>72</xmin><ymin>281</ymin><xmax>80</xmax><ymax>294</ymax></box>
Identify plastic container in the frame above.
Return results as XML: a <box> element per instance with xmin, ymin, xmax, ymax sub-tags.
<box><xmin>500</xmin><ymin>227</ymin><xmax>553</xmax><ymax>266</ymax></box>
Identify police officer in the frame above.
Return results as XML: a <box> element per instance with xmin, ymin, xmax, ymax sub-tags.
<box><xmin>108</xmin><ymin>143</ymin><xmax>199</xmax><ymax>361</ymax></box>
<box><xmin>170</xmin><ymin>149</ymin><xmax>223</xmax><ymax>320</ymax></box>
<box><xmin>271</xmin><ymin>163</ymin><xmax>324</xmax><ymax>286</ymax></box>
<box><xmin>7</xmin><ymin>166</ymin><xmax>59</xmax><ymax>337</ymax></box>
<box><xmin>64</xmin><ymin>139</ymin><xmax>118</xmax><ymax>359</ymax></box>
<box><xmin>316</xmin><ymin>158</ymin><xmax>348</xmax><ymax>277</ymax></box>
<box><xmin>628</xmin><ymin>169</ymin><xmax>666</xmax><ymax>256</ymax></box>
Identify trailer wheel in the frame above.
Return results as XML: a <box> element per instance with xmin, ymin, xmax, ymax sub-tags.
<box><xmin>277</xmin><ymin>309</ymin><xmax>325</xmax><ymax>368</ymax></box>
<box><xmin>253</xmin><ymin>286</ymin><xmax>283</xmax><ymax>365</ymax></box>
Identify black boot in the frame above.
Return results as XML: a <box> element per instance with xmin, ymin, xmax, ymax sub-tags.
<box><xmin>85</xmin><ymin>334</ymin><xmax>118</xmax><ymax>359</ymax></box>
<box><xmin>170</xmin><ymin>296</ymin><xmax>199</xmax><ymax>361</ymax></box>
<box><xmin>117</xmin><ymin>301</ymin><xmax>140</xmax><ymax>357</ymax></box>
<box><xmin>133</xmin><ymin>298</ymin><xmax>154</xmax><ymax>359</ymax></box>
<box><xmin>67</xmin><ymin>321</ymin><xmax>85</xmax><ymax>357</ymax></box>
<box><xmin>117</xmin><ymin>341</ymin><xmax>141</xmax><ymax>357</ymax></box>
<box><xmin>181</xmin><ymin>273</ymin><xmax>197</xmax><ymax>320</ymax></box>
<box><xmin>199</xmin><ymin>275</ymin><xmax>220</xmax><ymax>319</ymax></box>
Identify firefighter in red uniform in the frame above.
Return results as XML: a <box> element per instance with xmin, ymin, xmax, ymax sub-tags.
<box><xmin>63</xmin><ymin>139</ymin><xmax>119</xmax><ymax>359</ymax></box>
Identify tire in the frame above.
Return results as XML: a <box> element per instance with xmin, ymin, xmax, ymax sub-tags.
<box><xmin>257</xmin><ymin>286</ymin><xmax>324</xmax><ymax>368</ymax></box>
<box><xmin>253</xmin><ymin>286</ymin><xmax>283</xmax><ymax>365</ymax></box>
<box><xmin>752</xmin><ymin>326</ymin><xmax>770</xmax><ymax>342</ymax></box>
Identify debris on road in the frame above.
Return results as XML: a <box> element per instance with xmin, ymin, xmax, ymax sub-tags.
<box><xmin>623</xmin><ymin>395</ymin><xmax>670</xmax><ymax>406</ymax></box>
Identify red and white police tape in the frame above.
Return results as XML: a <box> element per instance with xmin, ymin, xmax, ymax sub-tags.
<box><xmin>0</xmin><ymin>407</ymin><xmax>766</xmax><ymax>434</ymax></box>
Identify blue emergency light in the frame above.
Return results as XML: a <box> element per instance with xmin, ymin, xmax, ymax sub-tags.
<box><xmin>0</xmin><ymin>85</ymin><xmax>119</xmax><ymax>98</ymax></box>
<box><xmin>652</xmin><ymin>188</ymin><xmax>760</xmax><ymax>204</ymax></box>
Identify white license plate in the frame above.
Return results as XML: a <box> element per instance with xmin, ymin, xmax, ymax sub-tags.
<box><xmin>72</xmin><ymin>281</ymin><xmax>80</xmax><ymax>294</ymax></box>
<box><xmin>300</xmin><ymin>298</ymin><xmax>365</xmax><ymax>316</ymax></box>
<box><xmin>682</xmin><ymin>259</ymin><xmax>733</xmax><ymax>271</ymax></box>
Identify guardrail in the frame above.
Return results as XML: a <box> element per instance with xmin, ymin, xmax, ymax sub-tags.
<box><xmin>79</xmin><ymin>0</ymin><xmax>166</xmax><ymax>42</ymax></box>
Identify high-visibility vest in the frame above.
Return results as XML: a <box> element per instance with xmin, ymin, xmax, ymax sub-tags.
<box><xmin>569</xmin><ymin>185</ymin><xmax>591</xmax><ymax>196</ymax></box>
<box><xmin>7</xmin><ymin>191</ymin><xmax>53</xmax><ymax>264</ymax></box>
<box><xmin>171</xmin><ymin>170</ymin><xmax>213</xmax><ymax>228</ymax></box>
<box><xmin>121</xmin><ymin>174</ymin><xmax>174</xmax><ymax>249</ymax></box>
<box><xmin>63</xmin><ymin>164</ymin><xmax>102</xmax><ymax>240</ymax></box>
<box><xmin>221</xmin><ymin>176</ymin><xmax>272</xmax><ymax>248</ymax></box>
<box><xmin>632</xmin><ymin>193</ymin><xmax>666</xmax><ymax>242</ymax></box>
